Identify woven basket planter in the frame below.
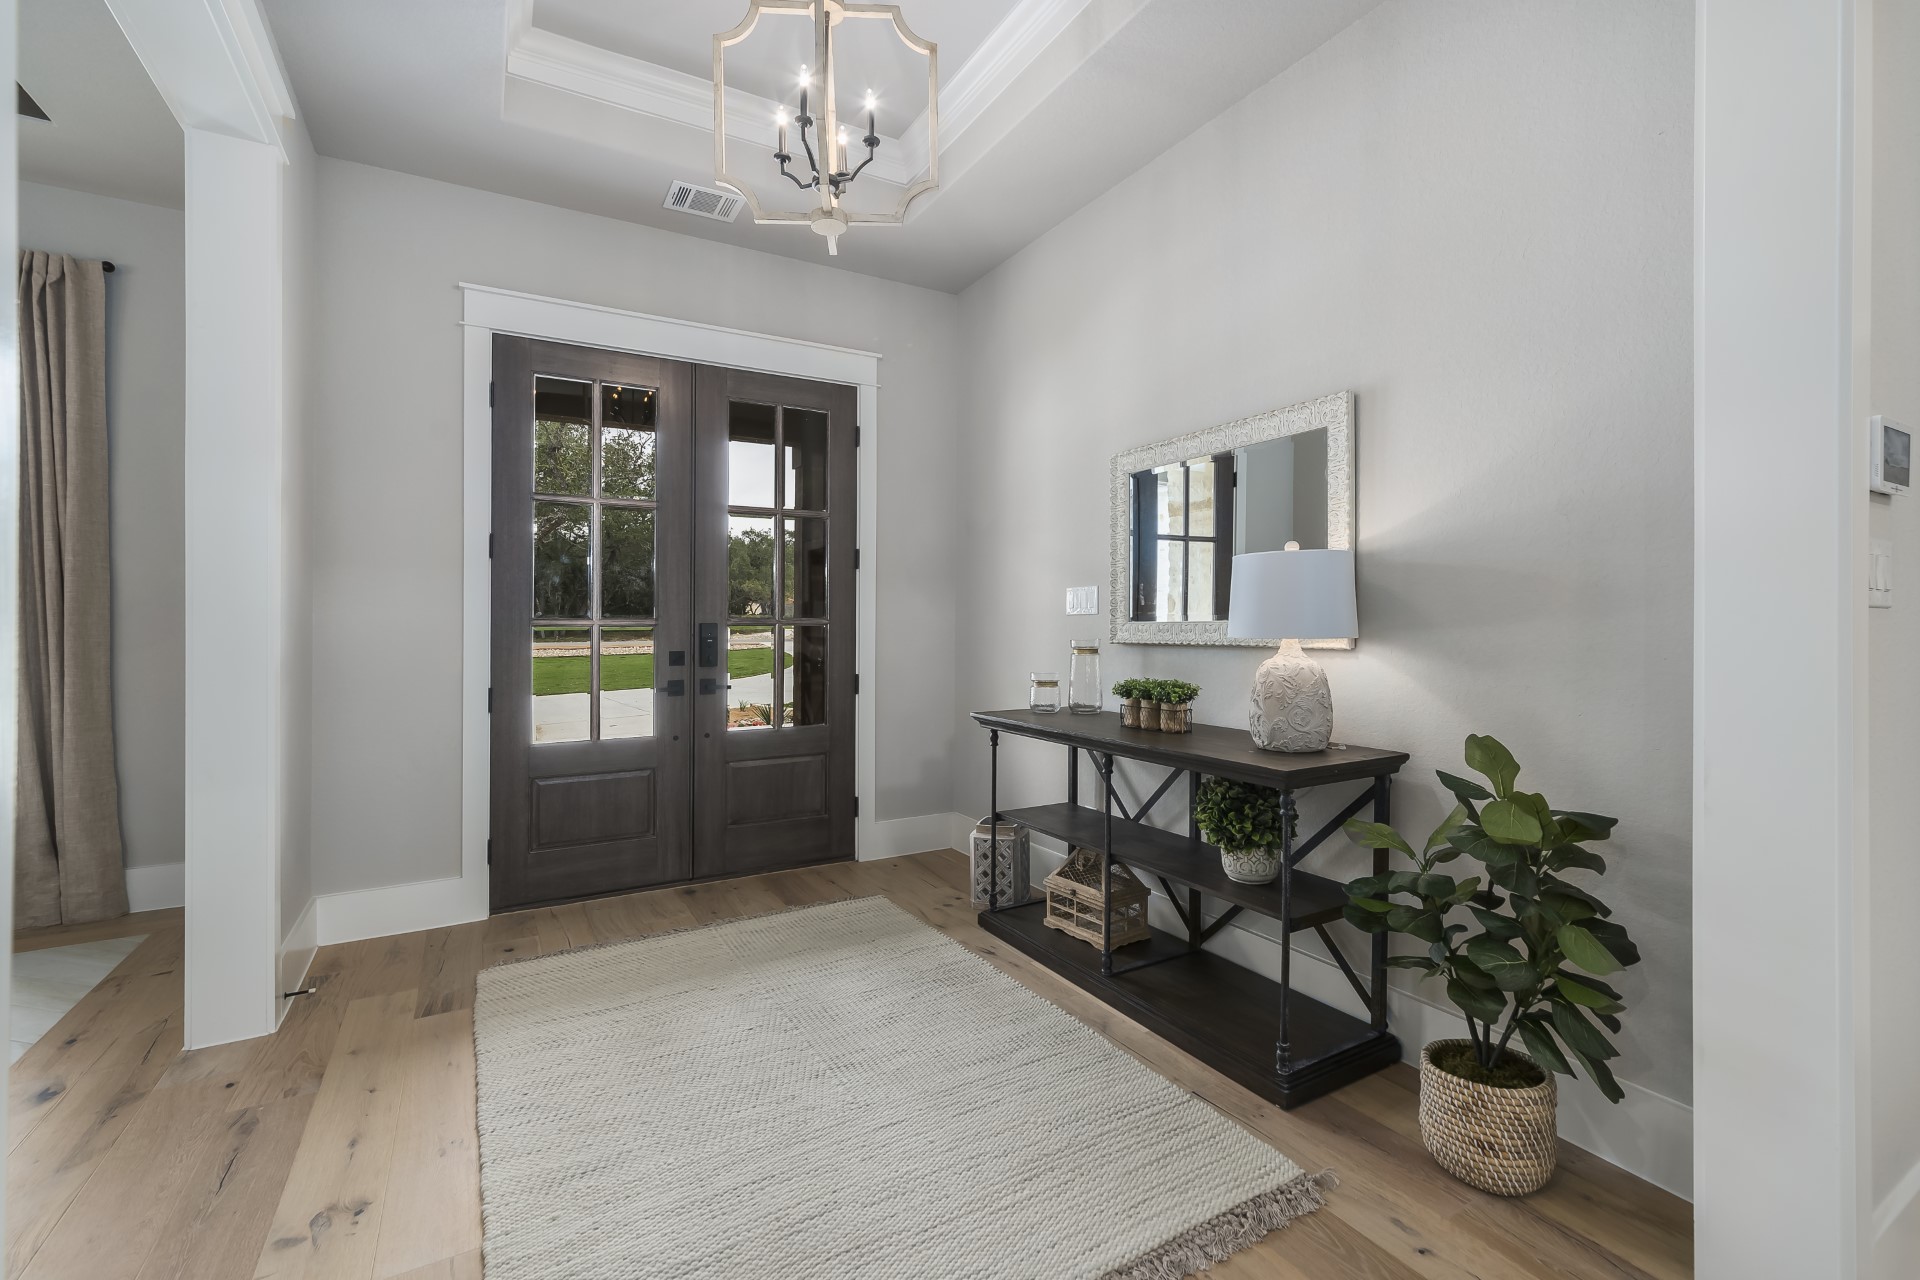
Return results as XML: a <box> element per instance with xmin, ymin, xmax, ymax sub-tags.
<box><xmin>1418</xmin><ymin>1039</ymin><xmax>1558</xmax><ymax>1196</ymax></box>
<box><xmin>1156</xmin><ymin>702</ymin><xmax>1193</xmax><ymax>732</ymax></box>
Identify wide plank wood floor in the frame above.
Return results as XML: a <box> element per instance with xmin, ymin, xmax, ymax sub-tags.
<box><xmin>6</xmin><ymin>851</ymin><xmax>1692</xmax><ymax>1279</ymax></box>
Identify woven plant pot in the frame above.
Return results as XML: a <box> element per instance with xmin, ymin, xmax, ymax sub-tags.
<box><xmin>1119</xmin><ymin>697</ymin><xmax>1144</xmax><ymax>729</ymax></box>
<box><xmin>1157</xmin><ymin>702</ymin><xmax>1192</xmax><ymax>732</ymax></box>
<box><xmin>1418</xmin><ymin>1039</ymin><xmax>1557</xmax><ymax>1196</ymax></box>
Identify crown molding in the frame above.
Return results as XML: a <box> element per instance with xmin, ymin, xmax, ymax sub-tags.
<box><xmin>503</xmin><ymin>0</ymin><xmax>1100</xmax><ymax>194</ymax></box>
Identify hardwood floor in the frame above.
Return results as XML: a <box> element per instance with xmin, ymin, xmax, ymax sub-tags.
<box><xmin>6</xmin><ymin>852</ymin><xmax>1692</xmax><ymax>1279</ymax></box>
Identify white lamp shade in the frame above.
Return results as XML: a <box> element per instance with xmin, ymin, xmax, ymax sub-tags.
<box><xmin>1227</xmin><ymin>548</ymin><xmax>1358</xmax><ymax>640</ymax></box>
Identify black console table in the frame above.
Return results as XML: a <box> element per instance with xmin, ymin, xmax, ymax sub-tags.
<box><xmin>974</xmin><ymin>708</ymin><xmax>1409</xmax><ymax>1109</ymax></box>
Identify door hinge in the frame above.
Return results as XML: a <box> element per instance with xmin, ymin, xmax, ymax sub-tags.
<box><xmin>489</xmin><ymin>381</ymin><xmax>496</xmax><ymax>408</ymax></box>
<box><xmin>854</xmin><ymin>673</ymin><xmax>860</xmax><ymax>695</ymax></box>
<box><xmin>853</xmin><ymin>548</ymin><xmax>860</xmax><ymax>570</ymax></box>
<box><xmin>487</xmin><ymin>687</ymin><xmax>493</xmax><ymax>713</ymax></box>
<box><xmin>854</xmin><ymin>796</ymin><xmax>860</xmax><ymax>817</ymax></box>
<box><xmin>854</xmin><ymin>425</ymin><xmax>862</xmax><ymax>447</ymax></box>
<box><xmin>488</xmin><ymin>532</ymin><xmax>493</xmax><ymax>559</ymax></box>
<box><xmin>487</xmin><ymin>838</ymin><xmax>492</xmax><ymax>866</ymax></box>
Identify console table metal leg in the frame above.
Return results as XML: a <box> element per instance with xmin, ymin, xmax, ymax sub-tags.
<box><xmin>1187</xmin><ymin>770</ymin><xmax>1203</xmax><ymax>949</ymax></box>
<box><xmin>988</xmin><ymin>729</ymin><xmax>1001</xmax><ymax>914</ymax></box>
<box><xmin>1067</xmin><ymin>746</ymin><xmax>1079</xmax><ymax>806</ymax></box>
<box><xmin>1276</xmin><ymin>789</ymin><xmax>1298</xmax><ymax>1073</ymax></box>
<box><xmin>1100</xmin><ymin>752</ymin><xmax>1115</xmax><ymax>977</ymax></box>
<box><xmin>1371</xmin><ymin>774</ymin><xmax>1392</xmax><ymax>1031</ymax></box>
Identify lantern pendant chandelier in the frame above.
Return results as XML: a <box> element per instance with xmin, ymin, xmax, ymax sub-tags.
<box><xmin>713</xmin><ymin>1</ymin><xmax>939</xmax><ymax>256</ymax></box>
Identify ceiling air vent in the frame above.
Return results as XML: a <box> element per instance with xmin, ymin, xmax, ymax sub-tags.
<box><xmin>663</xmin><ymin>181</ymin><xmax>744</xmax><ymax>224</ymax></box>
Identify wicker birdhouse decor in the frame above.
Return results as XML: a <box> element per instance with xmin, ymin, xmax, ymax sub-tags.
<box><xmin>1042</xmin><ymin>847</ymin><xmax>1151</xmax><ymax>950</ymax></box>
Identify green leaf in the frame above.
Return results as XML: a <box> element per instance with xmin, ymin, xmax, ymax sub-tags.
<box><xmin>1463</xmin><ymin>735</ymin><xmax>1520</xmax><ymax>798</ymax></box>
<box><xmin>1557</xmin><ymin>924</ymin><xmax>1622</xmax><ymax>975</ymax></box>
<box><xmin>1424</xmin><ymin>803</ymin><xmax>1469</xmax><ymax>852</ymax></box>
<box><xmin>1386</xmin><ymin>955</ymin><xmax>1439</xmax><ymax>972</ymax></box>
<box><xmin>1448</xmin><ymin>876</ymin><xmax>1483</xmax><ymax>905</ymax></box>
<box><xmin>1436</xmin><ymin>770</ymin><xmax>1494</xmax><ymax>804</ymax></box>
<box><xmin>1517</xmin><ymin>1017</ymin><xmax>1574</xmax><ymax>1076</ymax></box>
<box><xmin>1554</xmin><ymin>811</ymin><xmax>1619</xmax><ymax>843</ymax></box>
<box><xmin>1451</xmin><ymin>955</ymin><xmax>1500</xmax><ymax>989</ymax></box>
<box><xmin>1550</xmin><ymin>1000</ymin><xmax>1619</xmax><ymax>1061</ymax></box>
<box><xmin>1491</xmin><ymin>860</ymin><xmax>1540</xmax><ymax>901</ymax></box>
<box><xmin>1346</xmin><ymin>874</ymin><xmax>1394</xmax><ymax>899</ymax></box>
<box><xmin>1388</xmin><ymin>906</ymin><xmax>1444</xmax><ymax>943</ymax></box>
<box><xmin>1470</xmin><ymin>906</ymin><xmax>1523</xmax><ymax>939</ymax></box>
<box><xmin>1481</xmin><ymin>799</ymin><xmax>1544</xmax><ymax>846</ymax></box>
<box><xmin>1409</xmin><ymin>873</ymin><xmax>1460</xmax><ymax>901</ymax></box>
<box><xmin>1585</xmin><ymin>919</ymin><xmax>1642</xmax><ymax>968</ymax></box>
<box><xmin>1344</xmin><ymin>819</ymin><xmax>1415</xmax><ymax>857</ymax></box>
<box><xmin>1465</xmin><ymin>935</ymin><xmax>1537</xmax><ymax>992</ymax></box>
<box><xmin>1540</xmin><ymin>879</ymin><xmax>1611</xmax><ymax>918</ymax></box>
<box><xmin>1554</xmin><ymin>974</ymin><xmax>1626</xmax><ymax>1015</ymax></box>
<box><xmin>1342</xmin><ymin>904</ymin><xmax>1394</xmax><ymax>933</ymax></box>
<box><xmin>1548</xmin><ymin>845</ymin><xmax>1608</xmax><ymax>875</ymax></box>
<box><xmin>1349</xmin><ymin>897</ymin><xmax>1394</xmax><ymax>913</ymax></box>
<box><xmin>1562</xmin><ymin>1039</ymin><xmax>1626</xmax><ymax>1103</ymax></box>
<box><xmin>1448</xmin><ymin>979</ymin><xmax>1509</xmax><ymax>1024</ymax></box>
<box><xmin>1450</xmin><ymin>827</ymin><xmax>1523</xmax><ymax>870</ymax></box>
<box><xmin>1540</xmin><ymin>890</ymin><xmax>1598</xmax><ymax>924</ymax></box>
<box><xmin>1555</xmin><ymin>969</ymin><xmax>1621</xmax><ymax>1001</ymax></box>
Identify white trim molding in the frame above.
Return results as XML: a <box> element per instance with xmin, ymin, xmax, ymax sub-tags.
<box><xmin>125</xmin><ymin>862</ymin><xmax>186</xmax><ymax>913</ymax></box>
<box><xmin>276</xmin><ymin>895</ymin><xmax>316</xmax><ymax>1025</ymax></box>
<box><xmin>501</xmin><ymin>0</ymin><xmax>1097</xmax><ymax>192</ymax></box>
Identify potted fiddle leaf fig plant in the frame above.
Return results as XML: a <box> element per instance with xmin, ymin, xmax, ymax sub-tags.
<box><xmin>1341</xmin><ymin>734</ymin><xmax>1639</xmax><ymax>1196</ymax></box>
<box><xmin>1194</xmin><ymin>776</ymin><xmax>1287</xmax><ymax>884</ymax></box>
<box><xmin>1155</xmin><ymin>679</ymin><xmax>1200</xmax><ymax>733</ymax></box>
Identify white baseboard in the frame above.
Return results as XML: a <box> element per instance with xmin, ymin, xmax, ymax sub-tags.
<box><xmin>1019</xmin><ymin>842</ymin><xmax>1694</xmax><ymax>1200</ymax></box>
<box><xmin>125</xmin><ymin>861</ymin><xmax>185</xmax><ymax>912</ymax></box>
<box><xmin>860</xmin><ymin>811</ymin><xmax>973</xmax><ymax>860</ymax></box>
<box><xmin>314</xmin><ymin>875</ymin><xmax>486</xmax><ymax>946</ymax></box>
<box><xmin>276</xmin><ymin>896</ymin><xmax>317</xmax><ymax>1026</ymax></box>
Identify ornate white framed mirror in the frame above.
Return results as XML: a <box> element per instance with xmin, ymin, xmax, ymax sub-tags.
<box><xmin>1109</xmin><ymin>391</ymin><xmax>1355</xmax><ymax>649</ymax></box>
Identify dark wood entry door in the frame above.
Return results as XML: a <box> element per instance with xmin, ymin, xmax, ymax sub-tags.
<box><xmin>490</xmin><ymin>340</ymin><xmax>857</xmax><ymax>910</ymax></box>
<box><xmin>690</xmin><ymin>368</ymin><xmax>857</xmax><ymax>877</ymax></box>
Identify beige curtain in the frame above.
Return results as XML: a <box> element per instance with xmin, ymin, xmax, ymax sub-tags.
<box><xmin>16</xmin><ymin>251</ymin><xmax>126</xmax><ymax>927</ymax></box>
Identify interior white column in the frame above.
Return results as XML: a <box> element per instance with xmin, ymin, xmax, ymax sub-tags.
<box><xmin>1695</xmin><ymin>0</ymin><xmax>1873</xmax><ymax>1274</ymax></box>
<box><xmin>181</xmin><ymin>127</ymin><xmax>286</xmax><ymax>1047</ymax></box>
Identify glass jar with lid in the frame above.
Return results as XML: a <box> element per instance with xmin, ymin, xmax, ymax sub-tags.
<box><xmin>1068</xmin><ymin>640</ymin><xmax>1102</xmax><ymax>714</ymax></box>
<box><xmin>1029</xmin><ymin>672</ymin><xmax>1061</xmax><ymax>714</ymax></box>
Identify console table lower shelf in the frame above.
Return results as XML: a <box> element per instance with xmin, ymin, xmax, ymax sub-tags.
<box><xmin>980</xmin><ymin>900</ymin><xmax>1401</xmax><ymax>1110</ymax></box>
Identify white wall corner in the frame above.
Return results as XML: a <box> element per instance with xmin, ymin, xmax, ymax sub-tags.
<box><xmin>125</xmin><ymin>861</ymin><xmax>186</xmax><ymax>913</ymax></box>
<box><xmin>861</xmin><ymin>811</ymin><xmax>971</xmax><ymax>861</ymax></box>
<box><xmin>314</xmin><ymin>876</ymin><xmax>487</xmax><ymax>948</ymax></box>
<box><xmin>276</xmin><ymin>894</ymin><xmax>316</xmax><ymax>1025</ymax></box>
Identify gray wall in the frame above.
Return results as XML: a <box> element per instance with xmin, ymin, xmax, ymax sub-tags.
<box><xmin>1869</xmin><ymin>0</ymin><xmax>1920</xmax><ymax>1234</ymax></box>
<box><xmin>951</xmin><ymin>0</ymin><xmax>1694</xmax><ymax>1106</ymax></box>
<box><xmin>279</xmin><ymin>123</ymin><xmax>318</xmax><ymax>939</ymax></box>
<box><xmin>305</xmin><ymin>157</ymin><xmax>962</xmax><ymax>896</ymax></box>
<box><xmin>18</xmin><ymin>181</ymin><xmax>184</xmax><ymax>874</ymax></box>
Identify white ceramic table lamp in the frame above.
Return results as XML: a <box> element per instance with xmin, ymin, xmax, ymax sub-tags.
<box><xmin>1227</xmin><ymin>545</ymin><xmax>1358</xmax><ymax>752</ymax></box>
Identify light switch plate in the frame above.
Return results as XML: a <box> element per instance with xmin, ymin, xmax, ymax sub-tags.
<box><xmin>1066</xmin><ymin>586</ymin><xmax>1099</xmax><ymax>615</ymax></box>
<box><xmin>1870</xmin><ymin>539</ymin><xmax>1893</xmax><ymax>608</ymax></box>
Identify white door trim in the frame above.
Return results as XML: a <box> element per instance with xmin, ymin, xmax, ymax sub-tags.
<box><xmin>316</xmin><ymin>285</ymin><xmax>882</xmax><ymax>945</ymax></box>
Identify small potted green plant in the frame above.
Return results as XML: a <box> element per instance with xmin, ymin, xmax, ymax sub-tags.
<box><xmin>1156</xmin><ymin>679</ymin><xmax>1200</xmax><ymax>733</ymax></box>
<box><xmin>1193</xmin><ymin>776</ymin><xmax>1287</xmax><ymax>883</ymax></box>
<box><xmin>1341</xmin><ymin>734</ymin><xmax>1640</xmax><ymax>1196</ymax></box>
<box><xmin>1112</xmin><ymin>678</ymin><xmax>1150</xmax><ymax>729</ymax></box>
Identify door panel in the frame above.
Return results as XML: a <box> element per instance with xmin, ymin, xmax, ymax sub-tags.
<box><xmin>491</xmin><ymin>338</ymin><xmax>694</xmax><ymax>910</ymax></box>
<box><xmin>692</xmin><ymin>368</ymin><xmax>857</xmax><ymax>877</ymax></box>
<box><xmin>492</xmin><ymin>342</ymin><xmax>856</xmax><ymax>909</ymax></box>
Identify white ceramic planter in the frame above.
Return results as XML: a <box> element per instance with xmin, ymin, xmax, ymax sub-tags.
<box><xmin>1219</xmin><ymin>846</ymin><xmax>1279</xmax><ymax>884</ymax></box>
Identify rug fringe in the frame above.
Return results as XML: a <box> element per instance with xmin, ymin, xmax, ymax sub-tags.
<box><xmin>1097</xmin><ymin>1170</ymin><xmax>1337</xmax><ymax>1280</ymax></box>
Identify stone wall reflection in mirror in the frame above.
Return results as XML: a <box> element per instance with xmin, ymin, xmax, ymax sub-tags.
<box><xmin>1109</xmin><ymin>392</ymin><xmax>1353</xmax><ymax>648</ymax></box>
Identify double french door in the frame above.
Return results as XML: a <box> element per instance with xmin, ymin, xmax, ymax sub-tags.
<box><xmin>489</xmin><ymin>337</ymin><xmax>856</xmax><ymax>910</ymax></box>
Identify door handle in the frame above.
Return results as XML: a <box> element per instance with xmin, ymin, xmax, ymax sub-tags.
<box><xmin>698</xmin><ymin>623</ymin><xmax>719</xmax><ymax>668</ymax></box>
<box><xmin>663</xmin><ymin>679</ymin><xmax>685</xmax><ymax>697</ymax></box>
<box><xmin>699</xmin><ymin>677</ymin><xmax>721</xmax><ymax>695</ymax></box>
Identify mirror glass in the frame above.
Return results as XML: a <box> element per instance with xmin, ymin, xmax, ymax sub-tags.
<box><xmin>1127</xmin><ymin>429</ymin><xmax>1330</xmax><ymax>623</ymax></box>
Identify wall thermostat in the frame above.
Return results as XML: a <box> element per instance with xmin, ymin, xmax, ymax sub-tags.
<box><xmin>1871</xmin><ymin>415</ymin><xmax>1910</xmax><ymax>495</ymax></box>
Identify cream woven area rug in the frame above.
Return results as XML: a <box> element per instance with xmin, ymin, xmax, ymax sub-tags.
<box><xmin>472</xmin><ymin>896</ymin><xmax>1328</xmax><ymax>1280</ymax></box>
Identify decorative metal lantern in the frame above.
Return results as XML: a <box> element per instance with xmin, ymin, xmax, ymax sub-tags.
<box><xmin>970</xmin><ymin>820</ymin><xmax>1031</xmax><ymax>910</ymax></box>
<box><xmin>713</xmin><ymin>1</ymin><xmax>939</xmax><ymax>255</ymax></box>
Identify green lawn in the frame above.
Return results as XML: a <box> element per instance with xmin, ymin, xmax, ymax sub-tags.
<box><xmin>532</xmin><ymin>646</ymin><xmax>788</xmax><ymax>695</ymax></box>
